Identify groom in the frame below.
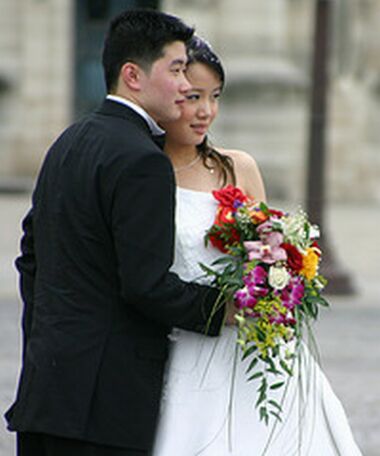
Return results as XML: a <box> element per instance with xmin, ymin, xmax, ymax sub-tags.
<box><xmin>5</xmin><ymin>9</ymin><xmax>227</xmax><ymax>456</ymax></box>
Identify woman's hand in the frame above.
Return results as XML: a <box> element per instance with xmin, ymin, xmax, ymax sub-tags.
<box><xmin>225</xmin><ymin>301</ymin><xmax>237</xmax><ymax>325</ymax></box>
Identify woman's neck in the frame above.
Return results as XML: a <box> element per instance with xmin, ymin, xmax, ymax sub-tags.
<box><xmin>164</xmin><ymin>142</ymin><xmax>199</xmax><ymax>169</ymax></box>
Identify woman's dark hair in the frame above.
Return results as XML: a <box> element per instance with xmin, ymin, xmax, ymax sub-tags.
<box><xmin>102</xmin><ymin>9</ymin><xmax>194</xmax><ymax>92</ymax></box>
<box><xmin>187</xmin><ymin>36</ymin><xmax>236</xmax><ymax>186</ymax></box>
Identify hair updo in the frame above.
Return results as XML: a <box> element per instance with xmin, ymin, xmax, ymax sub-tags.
<box><xmin>186</xmin><ymin>36</ymin><xmax>236</xmax><ymax>186</ymax></box>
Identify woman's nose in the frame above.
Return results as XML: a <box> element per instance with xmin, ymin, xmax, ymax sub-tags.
<box><xmin>198</xmin><ymin>101</ymin><xmax>211</xmax><ymax>117</ymax></box>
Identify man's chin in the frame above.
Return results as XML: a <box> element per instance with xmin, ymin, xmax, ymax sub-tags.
<box><xmin>160</xmin><ymin>109</ymin><xmax>181</xmax><ymax>124</ymax></box>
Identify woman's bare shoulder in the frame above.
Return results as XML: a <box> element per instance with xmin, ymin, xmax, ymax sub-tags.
<box><xmin>217</xmin><ymin>148</ymin><xmax>260</xmax><ymax>171</ymax></box>
<box><xmin>216</xmin><ymin>147</ymin><xmax>266</xmax><ymax>201</ymax></box>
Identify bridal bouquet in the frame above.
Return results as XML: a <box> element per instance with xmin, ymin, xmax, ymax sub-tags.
<box><xmin>201</xmin><ymin>185</ymin><xmax>328</xmax><ymax>424</ymax></box>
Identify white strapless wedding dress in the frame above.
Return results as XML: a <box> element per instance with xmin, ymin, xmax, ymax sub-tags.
<box><xmin>153</xmin><ymin>187</ymin><xmax>362</xmax><ymax>456</ymax></box>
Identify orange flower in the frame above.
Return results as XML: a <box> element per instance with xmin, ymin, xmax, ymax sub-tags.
<box><xmin>249</xmin><ymin>210</ymin><xmax>268</xmax><ymax>224</ymax></box>
<box><xmin>246</xmin><ymin>201</ymin><xmax>269</xmax><ymax>224</ymax></box>
<box><xmin>300</xmin><ymin>248</ymin><xmax>319</xmax><ymax>280</ymax></box>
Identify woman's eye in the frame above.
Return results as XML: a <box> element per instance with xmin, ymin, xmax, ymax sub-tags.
<box><xmin>186</xmin><ymin>94</ymin><xmax>200</xmax><ymax>101</ymax></box>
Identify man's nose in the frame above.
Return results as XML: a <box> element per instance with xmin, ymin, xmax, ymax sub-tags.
<box><xmin>179</xmin><ymin>73</ymin><xmax>192</xmax><ymax>93</ymax></box>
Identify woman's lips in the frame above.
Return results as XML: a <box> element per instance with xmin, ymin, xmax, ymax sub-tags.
<box><xmin>191</xmin><ymin>124</ymin><xmax>208</xmax><ymax>135</ymax></box>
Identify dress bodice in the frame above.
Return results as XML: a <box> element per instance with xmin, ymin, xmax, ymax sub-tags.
<box><xmin>171</xmin><ymin>187</ymin><xmax>220</xmax><ymax>283</ymax></box>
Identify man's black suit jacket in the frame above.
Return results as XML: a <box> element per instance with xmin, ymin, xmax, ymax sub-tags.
<box><xmin>5</xmin><ymin>100</ymin><xmax>224</xmax><ymax>451</ymax></box>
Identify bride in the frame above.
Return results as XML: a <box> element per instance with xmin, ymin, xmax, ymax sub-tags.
<box><xmin>153</xmin><ymin>36</ymin><xmax>362</xmax><ymax>456</ymax></box>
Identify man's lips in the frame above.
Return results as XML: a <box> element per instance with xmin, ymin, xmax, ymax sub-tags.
<box><xmin>175</xmin><ymin>99</ymin><xmax>186</xmax><ymax>105</ymax></box>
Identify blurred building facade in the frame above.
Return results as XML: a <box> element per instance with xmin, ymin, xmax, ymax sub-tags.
<box><xmin>0</xmin><ymin>0</ymin><xmax>379</xmax><ymax>203</ymax></box>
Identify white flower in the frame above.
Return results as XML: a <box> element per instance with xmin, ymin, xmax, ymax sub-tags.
<box><xmin>309</xmin><ymin>224</ymin><xmax>320</xmax><ymax>239</ymax></box>
<box><xmin>283</xmin><ymin>210</ymin><xmax>306</xmax><ymax>237</ymax></box>
<box><xmin>282</xmin><ymin>208</ymin><xmax>319</xmax><ymax>251</ymax></box>
<box><xmin>268</xmin><ymin>266</ymin><xmax>291</xmax><ymax>290</ymax></box>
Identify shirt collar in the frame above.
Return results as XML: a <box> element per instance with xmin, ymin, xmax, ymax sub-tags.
<box><xmin>106</xmin><ymin>95</ymin><xmax>165</xmax><ymax>136</ymax></box>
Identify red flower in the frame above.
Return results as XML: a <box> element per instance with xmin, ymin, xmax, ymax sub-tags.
<box><xmin>209</xmin><ymin>227</ymin><xmax>240</xmax><ymax>253</ymax></box>
<box><xmin>215</xmin><ymin>206</ymin><xmax>235</xmax><ymax>225</ymax></box>
<box><xmin>269</xmin><ymin>208</ymin><xmax>285</xmax><ymax>218</ymax></box>
<box><xmin>212</xmin><ymin>185</ymin><xmax>247</xmax><ymax>209</ymax></box>
<box><xmin>281</xmin><ymin>243</ymin><xmax>303</xmax><ymax>272</ymax></box>
<box><xmin>311</xmin><ymin>240</ymin><xmax>322</xmax><ymax>257</ymax></box>
<box><xmin>208</xmin><ymin>206</ymin><xmax>240</xmax><ymax>253</ymax></box>
<box><xmin>209</xmin><ymin>233</ymin><xmax>229</xmax><ymax>254</ymax></box>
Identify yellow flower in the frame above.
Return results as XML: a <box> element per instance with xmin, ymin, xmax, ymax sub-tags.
<box><xmin>300</xmin><ymin>247</ymin><xmax>319</xmax><ymax>280</ymax></box>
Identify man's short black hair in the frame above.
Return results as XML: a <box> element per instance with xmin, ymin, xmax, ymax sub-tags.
<box><xmin>102</xmin><ymin>9</ymin><xmax>194</xmax><ymax>92</ymax></box>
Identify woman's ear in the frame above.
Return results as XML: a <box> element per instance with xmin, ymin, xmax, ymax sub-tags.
<box><xmin>120</xmin><ymin>62</ymin><xmax>142</xmax><ymax>91</ymax></box>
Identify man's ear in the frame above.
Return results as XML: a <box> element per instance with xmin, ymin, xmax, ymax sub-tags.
<box><xmin>120</xmin><ymin>62</ymin><xmax>143</xmax><ymax>91</ymax></box>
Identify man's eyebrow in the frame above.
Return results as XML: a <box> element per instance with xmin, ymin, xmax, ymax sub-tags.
<box><xmin>170</xmin><ymin>58</ymin><xmax>187</xmax><ymax>66</ymax></box>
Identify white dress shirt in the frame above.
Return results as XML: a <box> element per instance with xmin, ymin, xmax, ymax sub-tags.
<box><xmin>106</xmin><ymin>94</ymin><xmax>165</xmax><ymax>136</ymax></box>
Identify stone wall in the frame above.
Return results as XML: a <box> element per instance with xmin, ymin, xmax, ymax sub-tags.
<box><xmin>0</xmin><ymin>0</ymin><xmax>379</xmax><ymax>202</ymax></box>
<box><xmin>163</xmin><ymin>0</ymin><xmax>380</xmax><ymax>203</ymax></box>
<box><xmin>0</xmin><ymin>0</ymin><xmax>73</xmax><ymax>179</ymax></box>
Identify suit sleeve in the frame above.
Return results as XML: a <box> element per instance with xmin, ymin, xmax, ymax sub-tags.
<box><xmin>15</xmin><ymin>207</ymin><xmax>36</xmax><ymax>357</ymax></box>
<box><xmin>110</xmin><ymin>151</ymin><xmax>225</xmax><ymax>336</ymax></box>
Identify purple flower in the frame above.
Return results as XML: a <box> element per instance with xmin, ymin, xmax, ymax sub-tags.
<box><xmin>234</xmin><ymin>287</ymin><xmax>257</xmax><ymax>309</ymax></box>
<box><xmin>269</xmin><ymin>313</ymin><xmax>296</xmax><ymax>325</ymax></box>
<box><xmin>235</xmin><ymin>265</ymin><xmax>270</xmax><ymax>309</ymax></box>
<box><xmin>281</xmin><ymin>277</ymin><xmax>305</xmax><ymax>310</ymax></box>
<box><xmin>245</xmin><ymin>265</ymin><xmax>267</xmax><ymax>285</ymax></box>
<box><xmin>233</xmin><ymin>199</ymin><xmax>244</xmax><ymax>210</ymax></box>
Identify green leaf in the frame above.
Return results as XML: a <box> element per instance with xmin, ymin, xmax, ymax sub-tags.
<box><xmin>255</xmin><ymin>325</ymin><xmax>266</xmax><ymax>342</ymax></box>
<box><xmin>319</xmin><ymin>297</ymin><xmax>329</xmax><ymax>307</ymax></box>
<box><xmin>308</xmin><ymin>295</ymin><xmax>329</xmax><ymax>307</ymax></box>
<box><xmin>280</xmin><ymin>359</ymin><xmax>293</xmax><ymax>376</ymax></box>
<box><xmin>268</xmin><ymin>399</ymin><xmax>282</xmax><ymax>412</ymax></box>
<box><xmin>259</xmin><ymin>406</ymin><xmax>269</xmax><ymax>425</ymax></box>
<box><xmin>267</xmin><ymin>368</ymin><xmax>282</xmax><ymax>376</ymax></box>
<box><xmin>265</xmin><ymin>355</ymin><xmax>277</xmax><ymax>372</ymax></box>
<box><xmin>270</xmin><ymin>381</ymin><xmax>285</xmax><ymax>390</ymax></box>
<box><xmin>211</xmin><ymin>256</ymin><xmax>235</xmax><ymax>266</ymax></box>
<box><xmin>256</xmin><ymin>390</ymin><xmax>267</xmax><ymax>407</ymax></box>
<box><xmin>198</xmin><ymin>263</ymin><xmax>219</xmax><ymax>276</ymax></box>
<box><xmin>269</xmin><ymin>410</ymin><xmax>283</xmax><ymax>422</ymax></box>
<box><xmin>242</xmin><ymin>344</ymin><xmax>257</xmax><ymax>360</ymax></box>
<box><xmin>245</xmin><ymin>357</ymin><xmax>259</xmax><ymax>374</ymax></box>
<box><xmin>259</xmin><ymin>202</ymin><xmax>269</xmax><ymax>213</ymax></box>
<box><xmin>258</xmin><ymin>377</ymin><xmax>268</xmax><ymax>394</ymax></box>
<box><xmin>248</xmin><ymin>371</ymin><xmax>263</xmax><ymax>381</ymax></box>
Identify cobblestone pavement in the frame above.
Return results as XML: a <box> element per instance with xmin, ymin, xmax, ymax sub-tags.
<box><xmin>0</xmin><ymin>193</ymin><xmax>379</xmax><ymax>455</ymax></box>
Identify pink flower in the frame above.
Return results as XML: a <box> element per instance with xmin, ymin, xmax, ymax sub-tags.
<box><xmin>244</xmin><ymin>232</ymin><xmax>287</xmax><ymax>264</ymax></box>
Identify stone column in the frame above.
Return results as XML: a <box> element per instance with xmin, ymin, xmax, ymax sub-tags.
<box><xmin>327</xmin><ymin>0</ymin><xmax>380</xmax><ymax>202</ymax></box>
